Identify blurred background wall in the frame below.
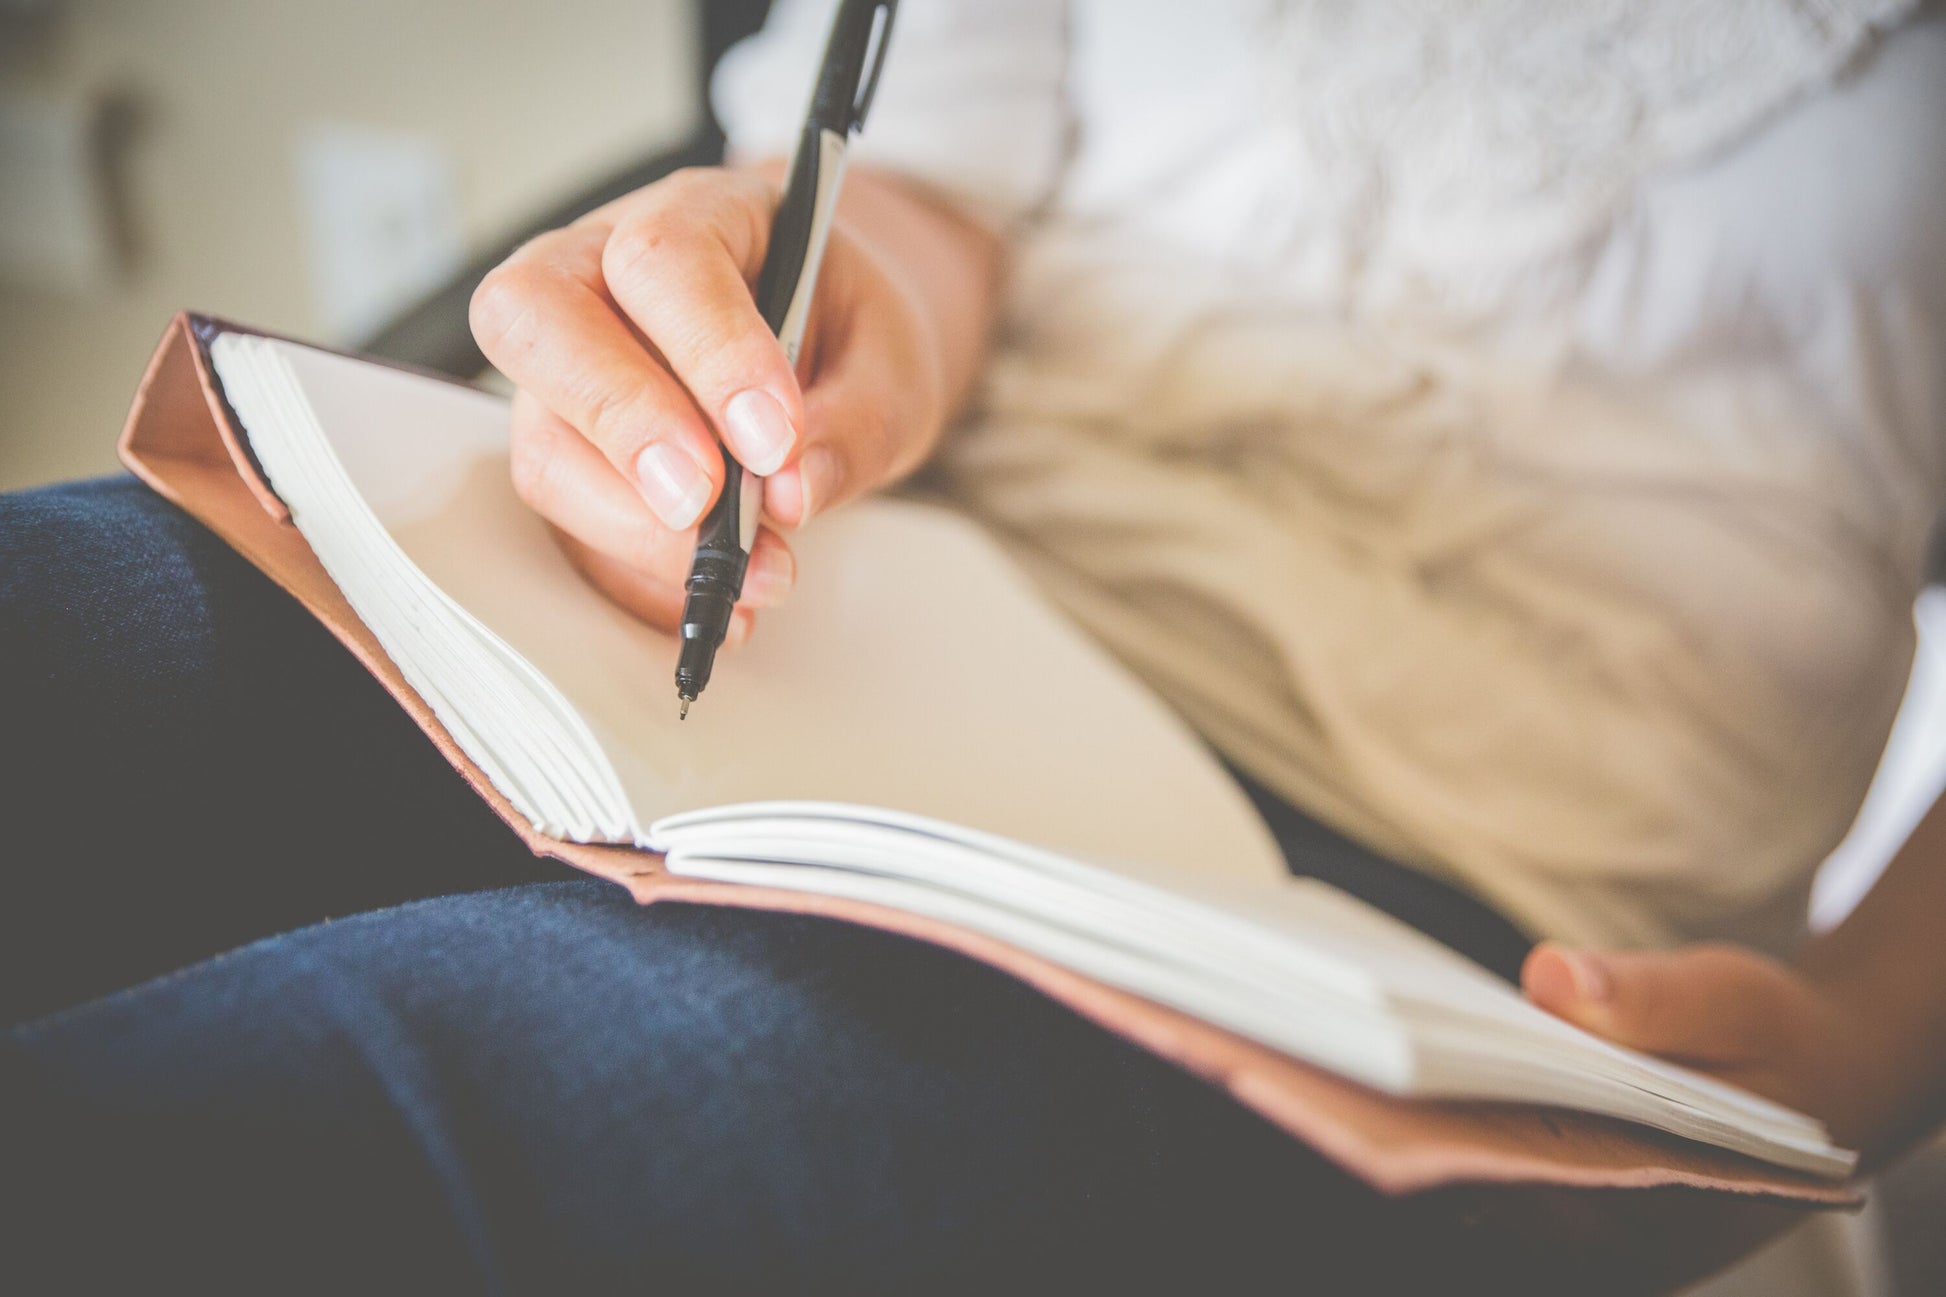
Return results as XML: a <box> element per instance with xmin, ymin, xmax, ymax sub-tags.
<box><xmin>0</xmin><ymin>0</ymin><xmax>698</xmax><ymax>491</ymax></box>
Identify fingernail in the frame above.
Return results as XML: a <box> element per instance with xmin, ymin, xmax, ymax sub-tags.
<box><xmin>796</xmin><ymin>446</ymin><xmax>841</xmax><ymax>521</ymax></box>
<box><xmin>635</xmin><ymin>442</ymin><xmax>711</xmax><ymax>530</ymax></box>
<box><xmin>741</xmin><ymin>546</ymin><xmax>796</xmax><ymax>606</ymax></box>
<box><xmin>1562</xmin><ymin>952</ymin><xmax>1611</xmax><ymax>1004</ymax></box>
<box><xmin>722</xmin><ymin>389</ymin><xmax>796</xmax><ymax>477</ymax></box>
<box><xmin>724</xmin><ymin>610</ymin><xmax>753</xmax><ymax>649</ymax></box>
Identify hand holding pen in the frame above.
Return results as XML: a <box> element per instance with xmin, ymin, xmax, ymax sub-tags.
<box><xmin>472</xmin><ymin>0</ymin><xmax>999</xmax><ymax>709</ymax></box>
<box><xmin>677</xmin><ymin>0</ymin><xmax>899</xmax><ymax>714</ymax></box>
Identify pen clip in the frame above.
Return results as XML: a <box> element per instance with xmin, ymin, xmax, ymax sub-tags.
<box><xmin>812</xmin><ymin>0</ymin><xmax>897</xmax><ymax>136</ymax></box>
<box><xmin>847</xmin><ymin>2</ymin><xmax>894</xmax><ymax>131</ymax></box>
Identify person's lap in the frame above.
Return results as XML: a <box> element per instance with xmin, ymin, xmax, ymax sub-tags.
<box><xmin>2</xmin><ymin>478</ymin><xmax>1547</xmax><ymax>1294</ymax></box>
<box><xmin>0</xmin><ymin>477</ymin><xmax>579</xmax><ymax>1021</ymax></box>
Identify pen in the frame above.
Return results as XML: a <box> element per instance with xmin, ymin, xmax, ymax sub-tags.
<box><xmin>675</xmin><ymin>0</ymin><xmax>898</xmax><ymax>719</ymax></box>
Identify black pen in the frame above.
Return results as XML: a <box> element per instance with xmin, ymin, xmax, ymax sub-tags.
<box><xmin>675</xmin><ymin>0</ymin><xmax>898</xmax><ymax>719</ymax></box>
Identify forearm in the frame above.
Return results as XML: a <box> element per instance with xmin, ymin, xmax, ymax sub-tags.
<box><xmin>1795</xmin><ymin>794</ymin><xmax>1946</xmax><ymax>1166</ymax></box>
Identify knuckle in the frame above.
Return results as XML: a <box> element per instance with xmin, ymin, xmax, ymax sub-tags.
<box><xmin>572</xmin><ymin>378</ymin><xmax>647</xmax><ymax>459</ymax></box>
<box><xmin>662</xmin><ymin>311</ymin><xmax>751</xmax><ymax>380</ymax></box>
<box><xmin>635</xmin><ymin>166</ymin><xmax>769</xmax><ymax>278</ymax></box>
<box><xmin>1618</xmin><ymin>965</ymin><xmax>1667</xmax><ymax>1026</ymax></box>
<box><xmin>469</xmin><ymin>261</ymin><xmax>544</xmax><ymax>356</ymax></box>
<box><xmin>603</xmin><ymin>214</ymin><xmax>696</xmax><ymax>300</ymax></box>
<box><xmin>1683</xmin><ymin>947</ymin><xmax>1783</xmax><ymax>1056</ymax></box>
<box><xmin>507</xmin><ymin>421</ymin><xmax>560</xmax><ymax>508</ymax></box>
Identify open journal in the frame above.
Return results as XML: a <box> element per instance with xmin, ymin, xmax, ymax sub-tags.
<box><xmin>118</xmin><ymin>314</ymin><xmax>1859</xmax><ymax>1204</ymax></box>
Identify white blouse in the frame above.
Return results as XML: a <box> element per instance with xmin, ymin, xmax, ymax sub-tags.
<box><xmin>714</xmin><ymin>0</ymin><xmax>1946</xmax><ymax>953</ymax></box>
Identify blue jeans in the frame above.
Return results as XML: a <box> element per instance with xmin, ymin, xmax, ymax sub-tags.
<box><xmin>2</xmin><ymin>479</ymin><xmax>1544</xmax><ymax>1295</ymax></box>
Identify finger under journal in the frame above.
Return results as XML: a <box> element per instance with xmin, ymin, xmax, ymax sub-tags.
<box><xmin>597</xmin><ymin>176</ymin><xmax>810</xmax><ymax>480</ymax></box>
<box><xmin>1523</xmin><ymin>942</ymin><xmax>1803</xmax><ymax>1063</ymax></box>
<box><xmin>471</xmin><ymin>227</ymin><xmax>726</xmax><ymax>531</ymax></box>
<box><xmin>510</xmin><ymin>394</ymin><xmax>797</xmax><ymax>622</ymax></box>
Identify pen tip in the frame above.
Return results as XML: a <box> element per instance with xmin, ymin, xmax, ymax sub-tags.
<box><xmin>678</xmin><ymin>695</ymin><xmax>691</xmax><ymax>721</ymax></box>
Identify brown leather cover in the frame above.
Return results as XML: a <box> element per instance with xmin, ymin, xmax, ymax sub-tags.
<box><xmin>120</xmin><ymin>312</ymin><xmax>1857</xmax><ymax>1208</ymax></box>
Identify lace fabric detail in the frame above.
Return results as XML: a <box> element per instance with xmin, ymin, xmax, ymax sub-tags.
<box><xmin>1261</xmin><ymin>0</ymin><xmax>1917</xmax><ymax>314</ymax></box>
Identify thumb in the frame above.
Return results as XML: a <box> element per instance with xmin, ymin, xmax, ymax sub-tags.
<box><xmin>1522</xmin><ymin>942</ymin><xmax>1784</xmax><ymax>1064</ymax></box>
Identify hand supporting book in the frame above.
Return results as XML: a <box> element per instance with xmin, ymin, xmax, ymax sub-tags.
<box><xmin>466</xmin><ymin>162</ymin><xmax>994</xmax><ymax>687</ymax></box>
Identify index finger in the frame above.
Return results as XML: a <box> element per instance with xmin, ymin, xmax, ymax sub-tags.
<box><xmin>471</xmin><ymin>221</ymin><xmax>726</xmax><ymax>531</ymax></box>
<box><xmin>600</xmin><ymin>169</ymin><xmax>809</xmax><ymax>480</ymax></box>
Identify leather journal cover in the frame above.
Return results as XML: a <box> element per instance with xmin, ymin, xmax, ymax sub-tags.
<box><xmin>117</xmin><ymin>311</ymin><xmax>1857</xmax><ymax>1209</ymax></box>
